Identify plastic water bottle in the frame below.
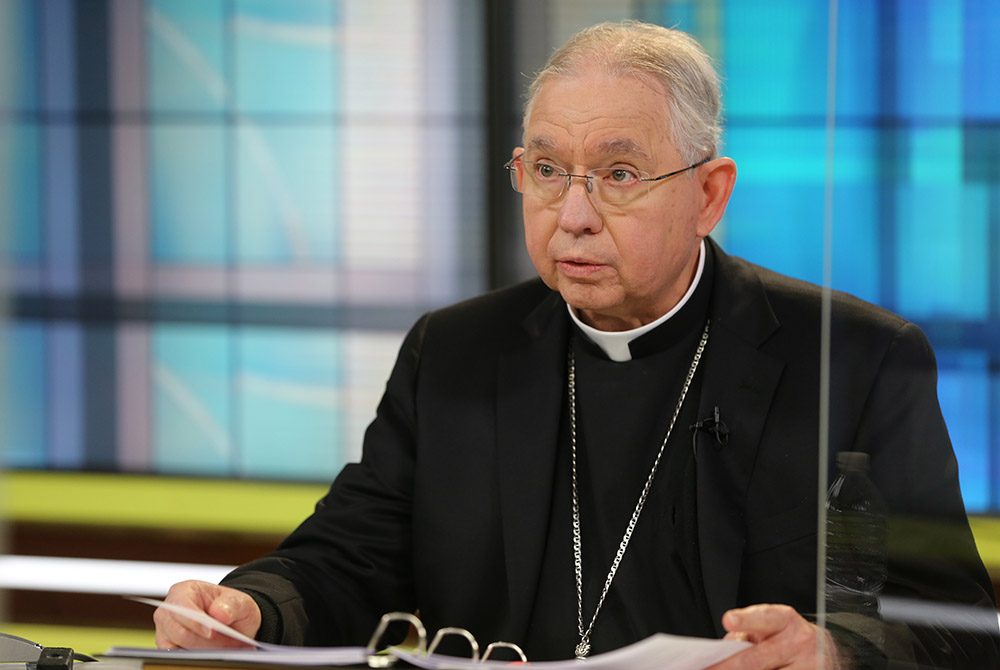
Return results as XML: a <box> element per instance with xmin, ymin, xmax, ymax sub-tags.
<box><xmin>825</xmin><ymin>451</ymin><xmax>888</xmax><ymax>619</ymax></box>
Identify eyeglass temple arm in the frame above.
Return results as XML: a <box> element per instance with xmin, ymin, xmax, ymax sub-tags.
<box><xmin>641</xmin><ymin>156</ymin><xmax>712</xmax><ymax>183</ymax></box>
<box><xmin>504</xmin><ymin>151</ymin><xmax>525</xmax><ymax>169</ymax></box>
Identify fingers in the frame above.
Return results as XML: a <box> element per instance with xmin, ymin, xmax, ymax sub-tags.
<box><xmin>709</xmin><ymin>605</ymin><xmax>840</xmax><ymax>670</ymax></box>
<box><xmin>154</xmin><ymin>581</ymin><xmax>208</xmax><ymax>649</ymax></box>
<box><xmin>154</xmin><ymin>580</ymin><xmax>262</xmax><ymax>650</ymax></box>
<box><xmin>722</xmin><ymin>603</ymin><xmax>799</xmax><ymax>643</ymax></box>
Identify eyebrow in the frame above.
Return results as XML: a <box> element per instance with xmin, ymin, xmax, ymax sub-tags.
<box><xmin>525</xmin><ymin>136</ymin><xmax>560</xmax><ymax>154</ymax></box>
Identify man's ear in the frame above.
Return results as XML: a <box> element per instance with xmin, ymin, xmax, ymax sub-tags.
<box><xmin>696</xmin><ymin>157</ymin><xmax>737</xmax><ymax>238</ymax></box>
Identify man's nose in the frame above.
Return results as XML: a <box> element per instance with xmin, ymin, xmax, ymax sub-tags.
<box><xmin>557</xmin><ymin>177</ymin><xmax>603</xmax><ymax>235</ymax></box>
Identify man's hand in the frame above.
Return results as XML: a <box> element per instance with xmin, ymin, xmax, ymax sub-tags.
<box><xmin>707</xmin><ymin>604</ymin><xmax>846</xmax><ymax>670</ymax></box>
<box><xmin>154</xmin><ymin>580</ymin><xmax>263</xmax><ymax>650</ymax></box>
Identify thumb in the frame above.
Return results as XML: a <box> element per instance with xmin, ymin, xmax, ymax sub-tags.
<box><xmin>207</xmin><ymin>592</ymin><xmax>248</xmax><ymax>627</ymax></box>
<box><xmin>722</xmin><ymin>604</ymin><xmax>797</xmax><ymax>640</ymax></box>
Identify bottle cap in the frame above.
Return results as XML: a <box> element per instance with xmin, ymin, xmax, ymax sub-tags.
<box><xmin>836</xmin><ymin>451</ymin><xmax>870</xmax><ymax>471</ymax></box>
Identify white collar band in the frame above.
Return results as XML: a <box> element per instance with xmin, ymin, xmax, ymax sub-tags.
<box><xmin>567</xmin><ymin>240</ymin><xmax>706</xmax><ymax>362</ymax></box>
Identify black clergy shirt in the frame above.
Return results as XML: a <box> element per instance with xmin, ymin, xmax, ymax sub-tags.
<box><xmin>523</xmin><ymin>244</ymin><xmax>718</xmax><ymax>660</ymax></box>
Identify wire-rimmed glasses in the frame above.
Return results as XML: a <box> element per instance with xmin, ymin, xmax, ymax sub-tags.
<box><xmin>504</xmin><ymin>154</ymin><xmax>710</xmax><ymax>205</ymax></box>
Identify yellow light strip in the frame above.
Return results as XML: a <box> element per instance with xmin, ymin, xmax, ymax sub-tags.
<box><xmin>969</xmin><ymin>516</ymin><xmax>1000</xmax><ymax>574</ymax></box>
<box><xmin>3</xmin><ymin>472</ymin><xmax>999</xmax><ymax>570</ymax></box>
<box><xmin>1</xmin><ymin>471</ymin><xmax>328</xmax><ymax>533</ymax></box>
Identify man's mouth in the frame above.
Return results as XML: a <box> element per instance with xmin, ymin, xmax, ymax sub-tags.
<box><xmin>556</xmin><ymin>258</ymin><xmax>606</xmax><ymax>277</ymax></box>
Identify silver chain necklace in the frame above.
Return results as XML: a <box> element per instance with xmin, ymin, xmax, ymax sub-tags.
<box><xmin>568</xmin><ymin>319</ymin><xmax>710</xmax><ymax>659</ymax></box>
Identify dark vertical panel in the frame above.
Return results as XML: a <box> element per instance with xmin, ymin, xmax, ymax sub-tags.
<box><xmin>964</xmin><ymin>124</ymin><xmax>1000</xmax><ymax>510</ymax></box>
<box><xmin>993</xmin><ymin>185</ymin><xmax>1000</xmax><ymax>511</ymax></box>
<box><xmin>454</xmin><ymin>0</ymin><xmax>489</xmax><ymax>295</ymax></box>
<box><xmin>485</xmin><ymin>0</ymin><xmax>555</xmax><ymax>289</ymax></box>
<box><xmin>83</xmin><ymin>325</ymin><xmax>118</xmax><ymax>469</ymax></box>
<box><xmin>76</xmin><ymin>125</ymin><xmax>114</xmax><ymax>291</ymax></box>
<box><xmin>874</xmin><ymin>0</ymin><xmax>898</xmax><ymax>313</ymax></box>
<box><xmin>987</xmin><ymin>147</ymin><xmax>1000</xmax><ymax>510</ymax></box>
<box><xmin>75</xmin><ymin>0</ymin><xmax>117</xmax><ymax>467</ymax></box>
<box><xmin>75</xmin><ymin>0</ymin><xmax>114</xmax><ymax>291</ymax></box>
<box><xmin>962</xmin><ymin>0</ymin><xmax>999</xmax><ymax>510</ymax></box>
<box><xmin>484</xmin><ymin>0</ymin><xmax>518</xmax><ymax>289</ymax></box>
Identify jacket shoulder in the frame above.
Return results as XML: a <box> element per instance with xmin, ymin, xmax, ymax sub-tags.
<box><xmin>421</xmin><ymin>278</ymin><xmax>558</xmax><ymax>341</ymax></box>
<box><xmin>728</xmin><ymin>253</ymin><xmax>911</xmax><ymax>335</ymax></box>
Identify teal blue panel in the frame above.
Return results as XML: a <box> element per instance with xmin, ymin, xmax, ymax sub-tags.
<box><xmin>724</xmin><ymin>0</ymin><xmax>829</xmax><ymax>118</ymax></box>
<box><xmin>235</xmin><ymin>123</ymin><xmax>337</xmax><ymax>262</ymax></box>
<box><xmin>234</xmin><ymin>0</ymin><xmax>339</xmax><ymax>115</ymax></box>
<box><xmin>833</xmin><ymin>0</ymin><xmax>879</xmax><ymax>118</ymax></box>
<box><xmin>0</xmin><ymin>323</ymin><xmax>47</xmax><ymax>468</ymax></box>
<box><xmin>936</xmin><ymin>350</ymin><xmax>990</xmax><ymax>513</ymax></box>
<box><xmin>150</xmin><ymin>124</ymin><xmax>228</xmax><ymax>262</ymax></box>
<box><xmin>722</xmin><ymin>126</ymin><xmax>825</xmax><ymax>284</ymax></box>
<box><xmin>829</xmin><ymin>129</ymin><xmax>880</xmax><ymax>303</ymax></box>
<box><xmin>896</xmin><ymin>0</ymin><xmax>963</xmax><ymax>118</ymax></box>
<box><xmin>0</xmin><ymin>0</ymin><xmax>37</xmax><ymax>111</ymax></box>
<box><xmin>895</xmin><ymin>129</ymin><xmax>987</xmax><ymax>320</ymax></box>
<box><xmin>147</xmin><ymin>0</ymin><xmax>228</xmax><ymax>112</ymax></box>
<box><xmin>964</xmin><ymin>0</ymin><xmax>1000</xmax><ymax>118</ymax></box>
<box><xmin>0</xmin><ymin>123</ymin><xmax>42</xmax><ymax>260</ymax></box>
<box><xmin>153</xmin><ymin>325</ymin><xmax>234</xmax><ymax>476</ymax></box>
<box><xmin>830</xmin><ymin>183</ymin><xmax>879</xmax><ymax>304</ymax></box>
<box><xmin>721</xmin><ymin>127</ymin><xmax>878</xmax><ymax>301</ymax></box>
<box><xmin>237</xmin><ymin>327</ymin><xmax>342</xmax><ymax>480</ymax></box>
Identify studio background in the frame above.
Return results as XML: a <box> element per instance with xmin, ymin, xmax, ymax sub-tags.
<box><xmin>1</xmin><ymin>0</ymin><xmax>998</xmax><ymax>652</ymax></box>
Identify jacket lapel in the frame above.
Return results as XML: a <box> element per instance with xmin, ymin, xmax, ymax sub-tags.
<box><xmin>696</xmin><ymin>239</ymin><xmax>785</xmax><ymax>635</ymax></box>
<box><xmin>495</xmin><ymin>291</ymin><xmax>569</xmax><ymax>641</ymax></box>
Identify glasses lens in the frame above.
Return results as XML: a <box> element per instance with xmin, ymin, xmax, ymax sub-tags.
<box><xmin>508</xmin><ymin>161</ymin><xmax>522</xmax><ymax>193</ymax></box>
<box><xmin>589</xmin><ymin>168</ymin><xmax>649</xmax><ymax>204</ymax></box>
<box><xmin>515</xmin><ymin>161</ymin><xmax>564</xmax><ymax>200</ymax></box>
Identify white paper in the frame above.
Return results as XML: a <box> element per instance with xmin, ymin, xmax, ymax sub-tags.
<box><xmin>108</xmin><ymin>596</ymin><xmax>370</xmax><ymax>666</ymax></box>
<box><xmin>102</xmin><ymin>645</ymin><xmax>371</xmax><ymax>666</ymax></box>
<box><xmin>390</xmin><ymin>633</ymin><xmax>750</xmax><ymax>670</ymax></box>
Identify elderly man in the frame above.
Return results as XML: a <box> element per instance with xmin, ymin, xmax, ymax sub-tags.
<box><xmin>154</xmin><ymin>21</ymin><xmax>997</xmax><ymax>669</ymax></box>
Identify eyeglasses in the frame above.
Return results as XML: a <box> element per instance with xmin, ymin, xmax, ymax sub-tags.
<box><xmin>504</xmin><ymin>154</ymin><xmax>710</xmax><ymax>205</ymax></box>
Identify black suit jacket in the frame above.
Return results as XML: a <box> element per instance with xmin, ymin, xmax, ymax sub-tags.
<box><xmin>224</xmin><ymin>239</ymin><xmax>997</xmax><ymax>666</ymax></box>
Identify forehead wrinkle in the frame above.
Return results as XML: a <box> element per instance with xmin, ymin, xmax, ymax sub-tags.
<box><xmin>592</xmin><ymin>137</ymin><xmax>651</xmax><ymax>162</ymax></box>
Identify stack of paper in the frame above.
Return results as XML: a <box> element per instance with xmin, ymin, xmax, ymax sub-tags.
<box><xmin>105</xmin><ymin>597</ymin><xmax>749</xmax><ymax>669</ymax></box>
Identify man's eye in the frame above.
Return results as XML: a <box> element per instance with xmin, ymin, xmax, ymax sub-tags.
<box><xmin>610</xmin><ymin>168</ymin><xmax>637</xmax><ymax>183</ymax></box>
<box><xmin>536</xmin><ymin>164</ymin><xmax>558</xmax><ymax>179</ymax></box>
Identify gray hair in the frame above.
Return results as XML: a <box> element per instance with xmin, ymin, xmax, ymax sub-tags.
<box><xmin>524</xmin><ymin>20</ymin><xmax>722</xmax><ymax>164</ymax></box>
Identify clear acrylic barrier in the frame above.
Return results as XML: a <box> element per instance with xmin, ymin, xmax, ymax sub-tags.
<box><xmin>818</xmin><ymin>2</ymin><xmax>1000</xmax><ymax>668</ymax></box>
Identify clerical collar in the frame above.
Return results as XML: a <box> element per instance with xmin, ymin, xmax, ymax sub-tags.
<box><xmin>566</xmin><ymin>240</ymin><xmax>707</xmax><ymax>363</ymax></box>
